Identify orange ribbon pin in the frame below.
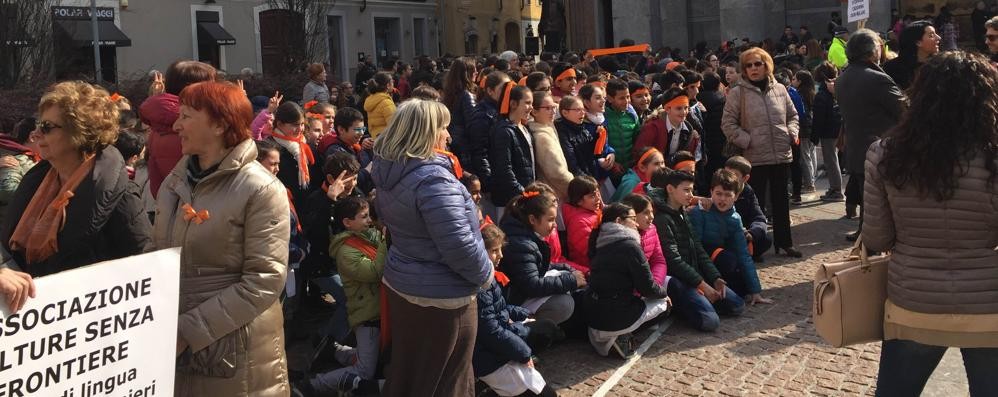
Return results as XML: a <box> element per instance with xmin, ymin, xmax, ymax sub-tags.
<box><xmin>182</xmin><ymin>203</ymin><xmax>210</xmax><ymax>225</ymax></box>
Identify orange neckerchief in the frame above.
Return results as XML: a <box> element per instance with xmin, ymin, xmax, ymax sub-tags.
<box><xmin>495</xmin><ymin>271</ymin><xmax>510</xmax><ymax>286</ymax></box>
<box><xmin>345</xmin><ymin>235</ymin><xmax>391</xmax><ymax>353</ymax></box>
<box><xmin>10</xmin><ymin>155</ymin><xmax>96</xmax><ymax>264</ymax></box>
<box><xmin>286</xmin><ymin>188</ymin><xmax>302</xmax><ymax>233</ymax></box>
<box><xmin>344</xmin><ymin>235</ymin><xmax>378</xmax><ymax>260</ymax></box>
<box><xmin>271</xmin><ymin>129</ymin><xmax>316</xmax><ymax>187</ymax></box>
<box><xmin>436</xmin><ymin>149</ymin><xmax>463</xmax><ymax>178</ymax></box>
<box><xmin>594</xmin><ymin>125</ymin><xmax>608</xmax><ymax>155</ymax></box>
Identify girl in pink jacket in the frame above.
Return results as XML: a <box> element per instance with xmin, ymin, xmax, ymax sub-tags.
<box><xmin>621</xmin><ymin>194</ymin><xmax>668</xmax><ymax>286</ymax></box>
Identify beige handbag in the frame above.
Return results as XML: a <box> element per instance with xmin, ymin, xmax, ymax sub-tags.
<box><xmin>812</xmin><ymin>238</ymin><xmax>888</xmax><ymax>347</ymax></box>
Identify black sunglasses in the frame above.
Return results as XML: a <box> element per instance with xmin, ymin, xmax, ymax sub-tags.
<box><xmin>744</xmin><ymin>61</ymin><xmax>765</xmax><ymax>69</ymax></box>
<box><xmin>35</xmin><ymin>121</ymin><xmax>62</xmax><ymax>134</ymax></box>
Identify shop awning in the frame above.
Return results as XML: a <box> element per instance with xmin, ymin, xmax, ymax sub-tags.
<box><xmin>197</xmin><ymin>22</ymin><xmax>236</xmax><ymax>46</ymax></box>
<box><xmin>54</xmin><ymin>19</ymin><xmax>131</xmax><ymax>47</ymax></box>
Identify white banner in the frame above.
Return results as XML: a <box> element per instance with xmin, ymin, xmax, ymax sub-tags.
<box><xmin>0</xmin><ymin>248</ymin><xmax>180</xmax><ymax>397</ymax></box>
<box><xmin>847</xmin><ymin>0</ymin><xmax>870</xmax><ymax>23</ymax></box>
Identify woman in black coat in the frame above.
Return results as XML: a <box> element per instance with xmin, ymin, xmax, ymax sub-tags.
<box><xmin>442</xmin><ymin>57</ymin><xmax>478</xmax><ymax>166</ymax></box>
<box><xmin>0</xmin><ymin>82</ymin><xmax>151</xmax><ymax>312</ymax></box>
<box><xmin>583</xmin><ymin>203</ymin><xmax>670</xmax><ymax>359</ymax></box>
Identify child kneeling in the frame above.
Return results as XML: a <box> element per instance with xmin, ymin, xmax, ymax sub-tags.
<box><xmin>583</xmin><ymin>203</ymin><xmax>671</xmax><ymax>359</ymax></box>
<box><xmin>475</xmin><ymin>224</ymin><xmax>558</xmax><ymax>397</ymax></box>
<box><xmin>690</xmin><ymin>169</ymin><xmax>772</xmax><ymax>306</ymax></box>
<box><xmin>300</xmin><ymin>197</ymin><xmax>384</xmax><ymax>395</ymax></box>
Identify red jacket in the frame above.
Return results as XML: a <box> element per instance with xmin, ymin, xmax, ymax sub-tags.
<box><xmin>562</xmin><ymin>203</ymin><xmax>598</xmax><ymax>273</ymax></box>
<box><xmin>633</xmin><ymin>117</ymin><xmax>699</xmax><ymax>161</ymax></box>
<box><xmin>139</xmin><ymin>94</ymin><xmax>181</xmax><ymax>199</ymax></box>
<box><xmin>544</xmin><ymin>228</ymin><xmax>580</xmax><ymax>272</ymax></box>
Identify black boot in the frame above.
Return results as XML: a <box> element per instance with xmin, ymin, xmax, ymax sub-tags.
<box><xmin>843</xmin><ymin>204</ymin><xmax>857</xmax><ymax>219</ymax></box>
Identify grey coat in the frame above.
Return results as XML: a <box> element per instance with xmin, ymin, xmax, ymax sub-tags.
<box><xmin>836</xmin><ymin>61</ymin><xmax>906</xmax><ymax>174</ymax></box>
<box><xmin>721</xmin><ymin>78</ymin><xmax>799</xmax><ymax>166</ymax></box>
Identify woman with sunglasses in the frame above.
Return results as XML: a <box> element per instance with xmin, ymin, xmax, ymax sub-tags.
<box><xmin>721</xmin><ymin>47</ymin><xmax>802</xmax><ymax>258</ymax></box>
<box><xmin>0</xmin><ymin>81</ymin><xmax>152</xmax><ymax>313</ymax></box>
<box><xmin>528</xmin><ymin>91</ymin><xmax>573</xmax><ymax>201</ymax></box>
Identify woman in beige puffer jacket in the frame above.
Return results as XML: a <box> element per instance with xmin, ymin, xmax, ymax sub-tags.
<box><xmin>721</xmin><ymin>47</ymin><xmax>802</xmax><ymax>258</ymax></box>
<box><xmin>156</xmin><ymin>82</ymin><xmax>291</xmax><ymax>396</ymax></box>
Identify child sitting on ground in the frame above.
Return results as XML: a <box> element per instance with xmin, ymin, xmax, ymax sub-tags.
<box><xmin>583</xmin><ymin>203</ymin><xmax>670</xmax><ymax>359</ymax></box>
<box><xmin>299</xmin><ymin>196</ymin><xmax>384</xmax><ymax>395</ymax></box>
<box><xmin>474</xmin><ymin>224</ymin><xmax>558</xmax><ymax>397</ymax></box>
<box><xmin>620</xmin><ymin>194</ymin><xmax>668</xmax><ymax>286</ymax></box>
<box><xmin>611</xmin><ymin>146</ymin><xmax>667</xmax><ymax>202</ymax></box>
<box><xmin>690</xmin><ymin>169</ymin><xmax>772</xmax><ymax>306</ymax></box>
<box><xmin>562</xmin><ymin>175</ymin><xmax>602</xmax><ymax>274</ymax></box>
<box><xmin>724</xmin><ymin>156</ymin><xmax>773</xmax><ymax>261</ymax></box>
<box><xmin>649</xmin><ymin>170</ymin><xmax>744</xmax><ymax>332</ymax></box>
<box><xmin>525</xmin><ymin>182</ymin><xmax>580</xmax><ymax>272</ymax></box>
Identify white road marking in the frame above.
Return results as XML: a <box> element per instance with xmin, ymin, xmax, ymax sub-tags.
<box><xmin>592</xmin><ymin>317</ymin><xmax>675</xmax><ymax>397</ymax></box>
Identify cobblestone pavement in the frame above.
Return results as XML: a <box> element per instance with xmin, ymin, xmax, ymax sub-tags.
<box><xmin>537</xmin><ymin>190</ymin><xmax>971</xmax><ymax>396</ymax></box>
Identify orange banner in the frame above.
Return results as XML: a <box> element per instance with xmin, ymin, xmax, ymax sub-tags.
<box><xmin>586</xmin><ymin>44</ymin><xmax>651</xmax><ymax>57</ymax></box>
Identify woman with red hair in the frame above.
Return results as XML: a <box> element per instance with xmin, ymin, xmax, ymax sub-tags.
<box><xmin>155</xmin><ymin>81</ymin><xmax>291</xmax><ymax>396</ymax></box>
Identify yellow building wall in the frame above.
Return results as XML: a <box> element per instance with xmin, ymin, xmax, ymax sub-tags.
<box><xmin>440</xmin><ymin>0</ymin><xmax>532</xmax><ymax>56</ymax></box>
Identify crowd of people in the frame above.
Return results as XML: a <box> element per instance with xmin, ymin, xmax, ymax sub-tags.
<box><xmin>0</xmin><ymin>9</ymin><xmax>997</xmax><ymax>397</ymax></box>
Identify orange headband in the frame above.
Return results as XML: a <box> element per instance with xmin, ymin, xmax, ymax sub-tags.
<box><xmin>632</xmin><ymin>88</ymin><xmax>650</xmax><ymax>96</ymax></box>
<box><xmin>499</xmin><ymin>82</ymin><xmax>516</xmax><ymax>115</ymax></box>
<box><xmin>109</xmin><ymin>93</ymin><xmax>123</xmax><ymax>102</ymax></box>
<box><xmin>306</xmin><ymin>112</ymin><xmax>324</xmax><ymax>120</ymax></box>
<box><xmin>590</xmin><ymin>81</ymin><xmax>606</xmax><ymax>89</ymax></box>
<box><xmin>303</xmin><ymin>100</ymin><xmax>318</xmax><ymax>111</ymax></box>
<box><xmin>637</xmin><ymin>148</ymin><xmax>661</xmax><ymax>166</ymax></box>
<box><xmin>674</xmin><ymin>160</ymin><xmax>696</xmax><ymax>171</ymax></box>
<box><xmin>555</xmin><ymin>68</ymin><xmax>577</xmax><ymax>82</ymax></box>
<box><xmin>664</xmin><ymin>95</ymin><xmax>690</xmax><ymax>109</ymax></box>
<box><xmin>522</xmin><ymin>191</ymin><xmax>540</xmax><ymax>198</ymax></box>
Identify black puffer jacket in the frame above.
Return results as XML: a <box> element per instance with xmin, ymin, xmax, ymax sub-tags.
<box><xmin>499</xmin><ymin>216</ymin><xmax>577</xmax><ymax>305</ymax></box>
<box><xmin>699</xmin><ymin>90</ymin><xmax>727</xmax><ymax>163</ymax></box>
<box><xmin>473</xmin><ymin>280</ymin><xmax>532</xmax><ymax>378</ymax></box>
<box><xmin>1</xmin><ymin>147</ymin><xmax>152</xmax><ymax>277</ymax></box>
<box><xmin>555</xmin><ymin>118</ymin><xmax>597</xmax><ymax>176</ymax></box>
<box><xmin>488</xmin><ymin>119</ymin><xmax>535</xmax><ymax>207</ymax></box>
<box><xmin>648</xmin><ymin>187</ymin><xmax>721</xmax><ymax>288</ymax></box>
<box><xmin>446</xmin><ymin>90</ymin><xmax>477</xmax><ymax>166</ymax></box>
<box><xmin>468</xmin><ymin>97</ymin><xmax>500</xmax><ymax>187</ymax></box>
<box><xmin>810</xmin><ymin>86</ymin><xmax>841</xmax><ymax>141</ymax></box>
<box><xmin>584</xmin><ymin>223</ymin><xmax>668</xmax><ymax>331</ymax></box>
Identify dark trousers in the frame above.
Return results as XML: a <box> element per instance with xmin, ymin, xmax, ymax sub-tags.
<box><xmin>846</xmin><ymin>173</ymin><xmax>865</xmax><ymax>230</ymax></box>
<box><xmin>383</xmin><ymin>288</ymin><xmax>477</xmax><ymax>397</ymax></box>
<box><xmin>667</xmin><ymin>277</ymin><xmax>744</xmax><ymax>332</ymax></box>
<box><xmin>747</xmin><ymin>227</ymin><xmax>772</xmax><ymax>259</ymax></box>
<box><xmin>876</xmin><ymin>339</ymin><xmax>998</xmax><ymax>397</ymax></box>
<box><xmin>749</xmin><ymin>163</ymin><xmax>793</xmax><ymax>248</ymax></box>
<box><xmin>709</xmin><ymin>249</ymin><xmax>747</xmax><ymax>297</ymax></box>
<box><xmin>791</xmin><ymin>144</ymin><xmax>803</xmax><ymax>199</ymax></box>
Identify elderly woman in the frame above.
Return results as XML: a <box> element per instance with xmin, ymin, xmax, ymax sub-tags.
<box><xmin>157</xmin><ymin>81</ymin><xmax>290</xmax><ymax>396</ymax></box>
<box><xmin>302</xmin><ymin>63</ymin><xmax>330</xmax><ymax>104</ymax></box>
<box><xmin>864</xmin><ymin>52</ymin><xmax>998</xmax><ymax>396</ymax></box>
<box><xmin>0</xmin><ymin>81</ymin><xmax>151</xmax><ymax>312</ymax></box>
<box><xmin>372</xmin><ymin>99</ymin><xmax>493</xmax><ymax>396</ymax></box>
<box><xmin>721</xmin><ymin>47</ymin><xmax>802</xmax><ymax>258</ymax></box>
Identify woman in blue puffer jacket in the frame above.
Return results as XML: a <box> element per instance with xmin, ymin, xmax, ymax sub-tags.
<box><xmin>371</xmin><ymin>99</ymin><xmax>493</xmax><ymax>397</ymax></box>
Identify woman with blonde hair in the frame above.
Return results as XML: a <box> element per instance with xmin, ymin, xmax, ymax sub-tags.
<box><xmin>0</xmin><ymin>81</ymin><xmax>152</xmax><ymax>312</ymax></box>
<box><xmin>721</xmin><ymin>47</ymin><xmax>802</xmax><ymax>258</ymax></box>
<box><xmin>157</xmin><ymin>81</ymin><xmax>291</xmax><ymax>395</ymax></box>
<box><xmin>372</xmin><ymin>99</ymin><xmax>493</xmax><ymax>396</ymax></box>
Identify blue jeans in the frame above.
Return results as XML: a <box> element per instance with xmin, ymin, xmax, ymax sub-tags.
<box><xmin>667</xmin><ymin>277</ymin><xmax>744</xmax><ymax>332</ymax></box>
<box><xmin>876</xmin><ymin>339</ymin><xmax>998</xmax><ymax>397</ymax></box>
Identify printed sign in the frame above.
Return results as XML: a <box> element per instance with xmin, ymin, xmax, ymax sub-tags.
<box><xmin>847</xmin><ymin>0</ymin><xmax>870</xmax><ymax>23</ymax></box>
<box><xmin>0</xmin><ymin>249</ymin><xmax>181</xmax><ymax>397</ymax></box>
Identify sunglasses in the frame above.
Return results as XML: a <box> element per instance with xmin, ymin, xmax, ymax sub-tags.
<box><xmin>35</xmin><ymin>121</ymin><xmax>62</xmax><ymax>134</ymax></box>
<box><xmin>744</xmin><ymin>61</ymin><xmax>765</xmax><ymax>69</ymax></box>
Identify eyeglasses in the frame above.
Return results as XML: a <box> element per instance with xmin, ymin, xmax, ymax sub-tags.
<box><xmin>352</xmin><ymin>126</ymin><xmax>368</xmax><ymax>134</ymax></box>
<box><xmin>744</xmin><ymin>61</ymin><xmax>765</xmax><ymax>69</ymax></box>
<box><xmin>35</xmin><ymin>121</ymin><xmax>62</xmax><ymax>134</ymax></box>
<box><xmin>536</xmin><ymin>86</ymin><xmax>551</xmax><ymax>92</ymax></box>
<box><xmin>562</xmin><ymin>107</ymin><xmax>585</xmax><ymax>112</ymax></box>
<box><xmin>987</xmin><ymin>34</ymin><xmax>998</xmax><ymax>42</ymax></box>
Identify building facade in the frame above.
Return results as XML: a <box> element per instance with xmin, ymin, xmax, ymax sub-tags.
<box><xmin>439</xmin><ymin>0</ymin><xmax>536</xmax><ymax>56</ymax></box>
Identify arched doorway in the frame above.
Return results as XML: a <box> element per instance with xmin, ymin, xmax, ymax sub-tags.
<box><xmin>504</xmin><ymin>22</ymin><xmax>521</xmax><ymax>52</ymax></box>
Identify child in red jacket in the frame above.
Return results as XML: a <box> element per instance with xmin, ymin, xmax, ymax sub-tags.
<box><xmin>563</xmin><ymin>175</ymin><xmax>602</xmax><ymax>274</ymax></box>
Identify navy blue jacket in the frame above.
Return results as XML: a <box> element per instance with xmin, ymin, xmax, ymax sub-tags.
<box><xmin>473</xmin><ymin>280</ymin><xmax>532</xmax><ymax>377</ymax></box>
<box><xmin>499</xmin><ymin>216</ymin><xmax>578</xmax><ymax>305</ymax></box>
<box><xmin>555</xmin><ymin>118</ymin><xmax>598</xmax><ymax>176</ymax></box>
<box><xmin>446</xmin><ymin>90</ymin><xmax>477</xmax><ymax>166</ymax></box>
<box><xmin>488</xmin><ymin>119</ymin><xmax>535</xmax><ymax>207</ymax></box>
<box><xmin>468</xmin><ymin>97</ymin><xmax>500</xmax><ymax>186</ymax></box>
<box><xmin>735</xmin><ymin>183</ymin><xmax>768</xmax><ymax>239</ymax></box>
<box><xmin>372</xmin><ymin>154</ymin><xmax>492</xmax><ymax>298</ymax></box>
<box><xmin>810</xmin><ymin>86</ymin><xmax>841</xmax><ymax>141</ymax></box>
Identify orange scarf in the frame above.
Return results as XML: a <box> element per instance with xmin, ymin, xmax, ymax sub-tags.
<box><xmin>344</xmin><ymin>236</ymin><xmax>391</xmax><ymax>352</ymax></box>
<box><xmin>271</xmin><ymin>129</ymin><xmax>315</xmax><ymax>187</ymax></box>
<box><xmin>495</xmin><ymin>271</ymin><xmax>510</xmax><ymax>286</ymax></box>
<box><xmin>594</xmin><ymin>125</ymin><xmax>608</xmax><ymax>155</ymax></box>
<box><xmin>286</xmin><ymin>188</ymin><xmax>302</xmax><ymax>233</ymax></box>
<box><xmin>10</xmin><ymin>156</ymin><xmax>95</xmax><ymax>264</ymax></box>
<box><xmin>435</xmin><ymin>149</ymin><xmax>463</xmax><ymax>178</ymax></box>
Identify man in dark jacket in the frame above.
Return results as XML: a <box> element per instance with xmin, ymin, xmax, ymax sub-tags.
<box><xmin>836</xmin><ymin>29</ymin><xmax>906</xmax><ymax>241</ymax></box>
<box><xmin>724</xmin><ymin>156</ymin><xmax>772</xmax><ymax>261</ymax></box>
<box><xmin>649</xmin><ymin>172</ymin><xmax>744</xmax><ymax>332</ymax></box>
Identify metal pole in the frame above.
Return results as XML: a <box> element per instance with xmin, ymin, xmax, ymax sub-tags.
<box><xmin>90</xmin><ymin>0</ymin><xmax>102</xmax><ymax>81</ymax></box>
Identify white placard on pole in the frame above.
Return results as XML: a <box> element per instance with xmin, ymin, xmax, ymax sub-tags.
<box><xmin>847</xmin><ymin>0</ymin><xmax>870</xmax><ymax>24</ymax></box>
<box><xmin>0</xmin><ymin>248</ymin><xmax>180</xmax><ymax>397</ymax></box>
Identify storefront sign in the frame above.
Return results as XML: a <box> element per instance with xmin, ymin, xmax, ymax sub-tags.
<box><xmin>0</xmin><ymin>249</ymin><xmax>180</xmax><ymax>397</ymax></box>
<box><xmin>51</xmin><ymin>6</ymin><xmax>116</xmax><ymax>21</ymax></box>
